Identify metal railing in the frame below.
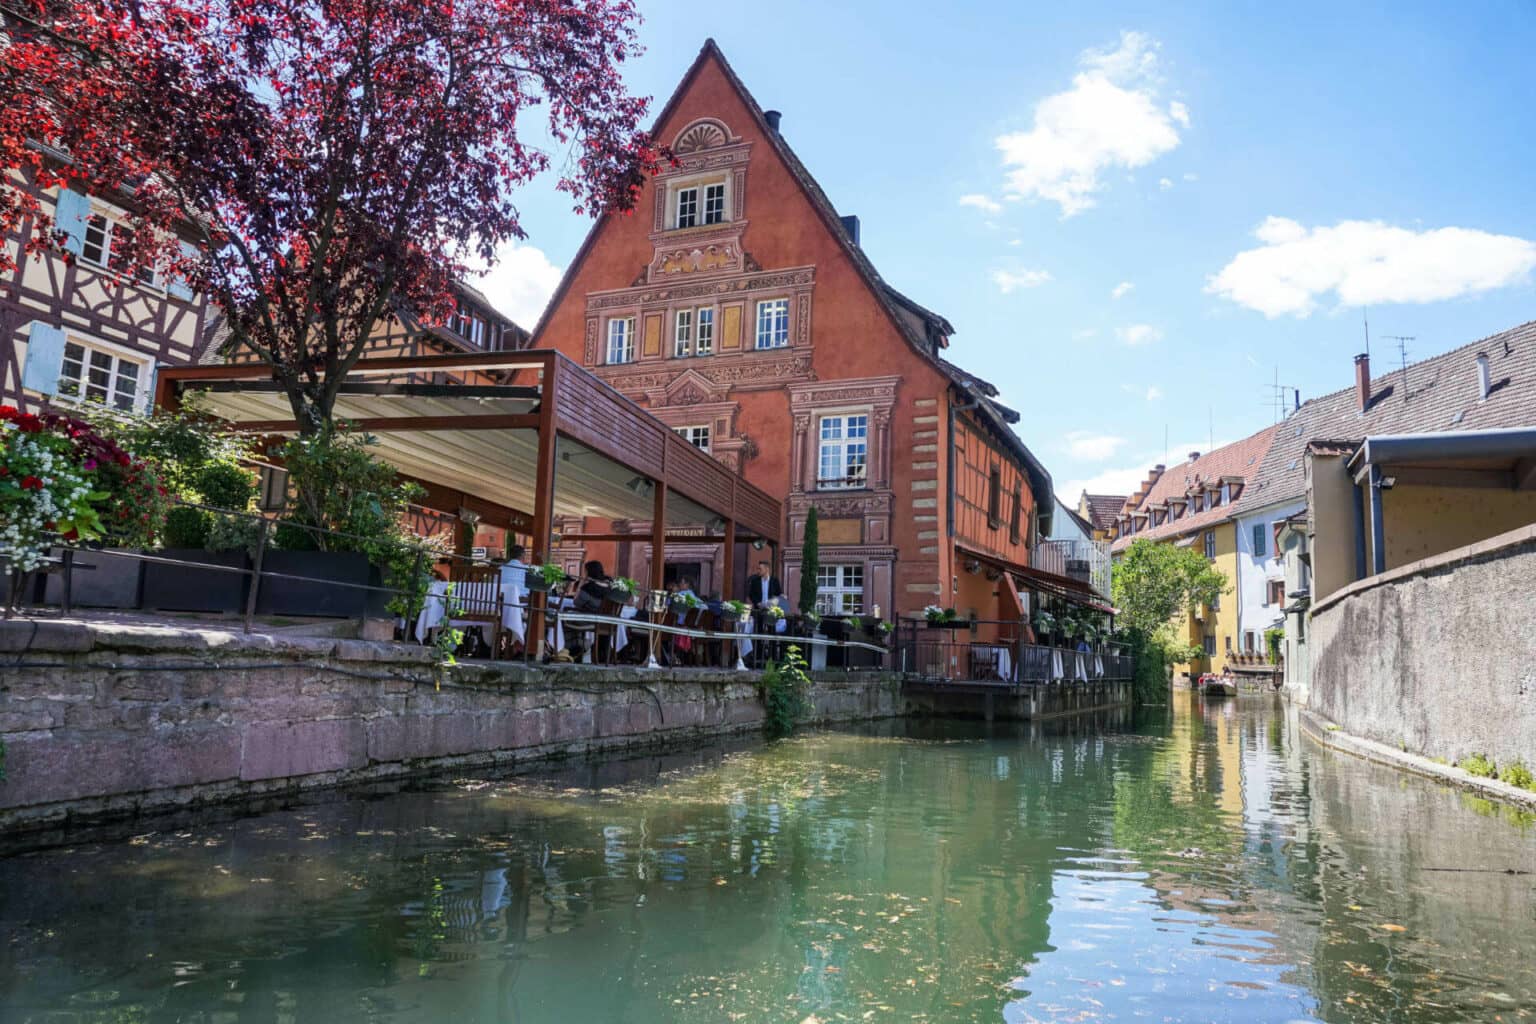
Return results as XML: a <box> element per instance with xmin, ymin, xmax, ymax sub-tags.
<box><xmin>895</xmin><ymin>617</ymin><xmax>1132</xmax><ymax>686</ymax></box>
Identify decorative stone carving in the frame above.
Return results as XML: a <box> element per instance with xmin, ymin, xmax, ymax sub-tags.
<box><xmin>586</xmin><ymin>267</ymin><xmax>815</xmax><ymax>312</ymax></box>
<box><xmin>789</xmin><ymin>491</ymin><xmax>893</xmax><ymax>518</ymax></box>
<box><xmin>593</xmin><ymin>349</ymin><xmax>814</xmax><ymax>395</ymax></box>
<box><xmin>583</xmin><ymin>317</ymin><xmax>599</xmax><ymax>365</ymax></box>
<box><xmin>674</xmin><ymin>119</ymin><xmax>730</xmax><ymax>153</ymax></box>
<box><xmin>654</xmin><ymin>243</ymin><xmax>740</xmax><ymax>277</ymax></box>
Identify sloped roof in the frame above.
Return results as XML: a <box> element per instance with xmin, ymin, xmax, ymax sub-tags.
<box><xmin>1111</xmin><ymin>425</ymin><xmax>1278</xmax><ymax>552</ymax></box>
<box><xmin>1236</xmin><ymin>319</ymin><xmax>1536</xmax><ymax>513</ymax></box>
<box><xmin>1080</xmin><ymin>492</ymin><xmax>1127</xmax><ymax>531</ymax></box>
<box><xmin>530</xmin><ymin>38</ymin><xmax>1052</xmax><ymax>516</ymax></box>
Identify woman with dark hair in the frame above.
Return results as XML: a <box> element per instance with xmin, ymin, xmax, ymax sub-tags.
<box><xmin>572</xmin><ymin>560</ymin><xmax>612</xmax><ymax>661</ymax></box>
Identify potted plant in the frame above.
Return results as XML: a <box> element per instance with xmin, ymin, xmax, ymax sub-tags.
<box><xmin>924</xmin><ymin>605</ymin><xmax>963</xmax><ymax>628</ymax></box>
<box><xmin>143</xmin><ymin>461</ymin><xmax>258</xmax><ymax>614</ymax></box>
<box><xmin>607</xmin><ymin>575</ymin><xmax>638</xmax><ymax>601</ymax></box>
<box><xmin>526</xmin><ymin>562</ymin><xmax>567</xmax><ymax>593</ymax></box>
<box><xmin>1033</xmin><ymin>609</ymin><xmax>1056</xmax><ymax>643</ymax></box>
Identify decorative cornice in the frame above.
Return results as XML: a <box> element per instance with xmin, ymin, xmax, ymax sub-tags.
<box><xmin>584</xmin><ymin>267</ymin><xmax>815</xmax><ymax>312</ymax></box>
<box><xmin>788</xmin><ymin>375</ymin><xmax>901</xmax><ymax>410</ymax></box>
<box><xmin>594</xmin><ymin>349</ymin><xmax>814</xmax><ymax>394</ymax></box>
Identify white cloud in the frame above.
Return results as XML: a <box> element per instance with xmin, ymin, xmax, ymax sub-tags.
<box><xmin>1158</xmin><ymin>176</ymin><xmax>1174</xmax><ymax>190</ymax></box>
<box><xmin>1119</xmin><ymin>382</ymin><xmax>1164</xmax><ymax>400</ymax></box>
<box><xmin>1111</xmin><ymin>281</ymin><xmax>1134</xmax><ymax>299</ymax></box>
<box><xmin>1065</xmin><ymin>431</ymin><xmax>1126</xmax><ymax>461</ymax></box>
<box><xmin>1208</xmin><ymin>217</ymin><xmax>1536</xmax><ymax>318</ymax></box>
<box><xmin>1074</xmin><ymin>328</ymin><xmax>1098</xmax><ymax>340</ymax></box>
<box><xmin>1116</xmin><ymin>323</ymin><xmax>1164</xmax><ymax>345</ymax></box>
<box><xmin>1183</xmin><ymin>171</ymin><xmax>1198</xmax><ymax>182</ymax></box>
<box><xmin>1008</xmin><ymin>238</ymin><xmax>1023</xmax><ymax>247</ymax></box>
<box><xmin>1059</xmin><ymin>464</ymin><xmax>1156</xmax><ymax>502</ymax></box>
<box><xmin>959</xmin><ymin>193</ymin><xmax>1004</xmax><ymax>215</ymax></box>
<box><xmin>993</xmin><ymin>30</ymin><xmax>1186</xmax><ymax>216</ymax></box>
<box><xmin>470</xmin><ymin>242</ymin><xmax>565</xmax><ymax>328</ymax></box>
<box><xmin>991</xmin><ymin>268</ymin><xmax>1054</xmax><ymax>293</ymax></box>
<box><xmin>1145</xmin><ymin>384</ymin><xmax>1164</xmax><ymax>400</ymax></box>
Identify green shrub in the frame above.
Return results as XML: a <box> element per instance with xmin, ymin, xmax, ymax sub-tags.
<box><xmin>273</xmin><ymin>519</ymin><xmax>320</xmax><ymax>551</ymax></box>
<box><xmin>760</xmin><ymin>644</ymin><xmax>811</xmax><ymax>737</ymax></box>
<box><xmin>1462</xmin><ymin>753</ymin><xmax>1497</xmax><ymax>778</ymax></box>
<box><xmin>196</xmin><ymin>461</ymin><xmax>256</xmax><ymax>511</ymax></box>
<box><xmin>1264</xmin><ymin>627</ymin><xmax>1284</xmax><ymax>664</ymax></box>
<box><xmin>163</xmin><ymin>506</ymin><xmax>211</xmax><ymax>549</ymax></box>
<box><xmin>1500</xmin><ymin>760</ymin><xmax>1535</xmax><ymax>790</ymax></box>
<box><xmin>205</xmin><ymin>510</ymin><xmax>266</xmax><ymax>556</ymax></box>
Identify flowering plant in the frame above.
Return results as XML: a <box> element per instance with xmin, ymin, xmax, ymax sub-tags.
<box><xmin>608</xmin><ymin>575</ymin><xmax>637</xmax><ymax>594</ymax></box>
<box><xmin>923</xmin><ymin>605</ymin><xmax>957</xmax><ymax>624</ymax></box>
<box><xmin>723</xmin><ymin>599</ymin><xmax>749</xmax><ymax>618</ymax></box>
<box><xmin>1033</xmin><ymin>610</ymin><xmax>1057</xmax><ymax>634</ymax></box>
<box><xmin>1</xmin><ymin>406</ymin><xmax>109</xmax><ymax>571</ymax></box>
<box><xmin>765</xmin><ymin>604</ymin><xmax>785</xmax><ymax>620</ymax></box>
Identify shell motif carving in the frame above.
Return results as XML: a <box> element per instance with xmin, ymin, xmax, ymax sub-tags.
<box><xmin>674</xmin><ymin>121</ymin><xmax>729</xmax><ymax>153</ymax></box>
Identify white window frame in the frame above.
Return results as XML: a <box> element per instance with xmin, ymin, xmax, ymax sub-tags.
<box><xmin>816</xmin><ymin>411</ymin><xmax>869</xmax><ymax>490</ymax></box>
<box><xmin>815</xmin><ymin>564</ymin><xmax>865</xmax><ymax>615</ymax></box>
<box><xmin>695</xmin><ymin>307</ymin><xmax>715</xmax><ymax>356</ymax></box>
<box><xmin>675</xmin><ymin>424</ymin><xmax>711</xmax><ymax>453</ymax></box>
<box><xmin>81</xmin><ymin>205</ymin><xmax>163</xmax><ymax>289</ymax></box>
<box><xmin>674</xmin><ymin>308</ymin><xmax>693</xmax><ymax>357</ymax></box>
<box><xmin>669</xmin><ymin>175</ymin><xmax>730</xmax><ymax>230</ymax></box>
<box><xmin>755</xmin><ymin>298</ymin><xmax>790</xmax><ymax>349</ymax></box>
<box><xmin>1204</xmin><ymin>530</ymin><xmax>1217</xmax><ymax>559</ymax></box>
<box><xmin>55</xmin><ymin>333</ymin><xmax>151</xmax><ymax>413</ymax></box>
<box><xmin>606</xmin><ymin>317</ymin><xmax>635</xmax><ymax>365</ymax></box>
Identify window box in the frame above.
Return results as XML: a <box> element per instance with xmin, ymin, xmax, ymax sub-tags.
<box><xmin>142</xmin><ymin>550</ymin><xmax>250</xmax><ymax>613</ymax></box>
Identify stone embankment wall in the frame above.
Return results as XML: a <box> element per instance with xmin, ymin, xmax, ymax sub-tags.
<box><xmin>901</xmin><ymin>679</ymin><xmax>1131</xmax><ymax>721</ymax></box>
<box><xmin>1308</xmin><ymin>524</ymin><xmax>1536</xmax><ymax>769</ymax></box>
<box><xmin>0</xmin><ymin>620</ymin><xmax>901</xmax><ymax>834</ymax></box>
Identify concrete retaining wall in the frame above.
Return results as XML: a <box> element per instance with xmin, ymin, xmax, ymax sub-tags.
<box><xmin>0</xmin><ymin>619</ymin><xmax>901</xmax><ymax>834</ymax></box>
<box><xmin>1309</xmin><ymin>523</ymin><xmax>1536</xmax><ymax>769</ymax></box>
<box><xmin>900</xmin><ymin>679</ymin><xmax>1132</xmax><ymax>721</ymax></box>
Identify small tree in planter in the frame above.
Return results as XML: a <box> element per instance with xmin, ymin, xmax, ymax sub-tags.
<box><xmin>799</xmin><ymin>507</ymin><xmax>820</xmax><ymax>618</ymax></box>
<box><xmin>146</xmin><ymin>461</ymin><xmax>259</xmax><ymax>613</ymax></box>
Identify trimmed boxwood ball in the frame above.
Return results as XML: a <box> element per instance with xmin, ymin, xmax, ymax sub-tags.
<box><xmin>196</xmin><ymin>461</ymin><xmax>256</xmax><ymax>511</ymax></box>
<box><xmin>163</xmin><ymin>506</ymin><xmax>211</xmax><ymax>549</ymax></box>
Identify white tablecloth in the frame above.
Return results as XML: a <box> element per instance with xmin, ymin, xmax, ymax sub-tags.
<box><xmin>994</xmin><ymin>648</ymin><xmax>1012</xmax><ymax>681</ymax></box>
<box><xmin>1050</xmin><ymin>649</ymin><xmax>1065</xmax><ymax>681</ymax></box>
<box><xmin>1073</xmin><ymin>652</ymin><xmax>1089</xmax><ymax>682</ymax></box>
<box><xmin>736</xmin><ymin>616</ymin><xmax>753</xmax><ymax>659</ymax></box>
<box><xmin>416</xmin><ymin>580</ymin><xmax>568</xmax><ymax>653</ymax></box>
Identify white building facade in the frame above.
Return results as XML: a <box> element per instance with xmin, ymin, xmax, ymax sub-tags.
<box><xmin>1234</xmin><ymin>498</ymin><xmax>1306</xmax><ymax>654</ymax></box>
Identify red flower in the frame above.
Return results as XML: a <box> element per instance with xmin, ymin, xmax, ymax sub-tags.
<box><xmin>15</xmin><ymin>414</ymin><xmax>42</xmax><ymax>434</ymax></box>
<box><xmin>62</xmin><ymin>528</ymin><xmax>79</xmax><ymax>541</ymax></box>
<box><xmin>0</xmin><ymin>405</ymin><xmax>16</xmax><ymax>421</ymax></box>
<box><xmin>21</xmin><ymin>475</ymin><xmax>44</xmax><ymax>491</ymax></box>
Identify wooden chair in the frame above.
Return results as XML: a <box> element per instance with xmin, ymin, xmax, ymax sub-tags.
<box><xmin>448</xmin><ymin>564</ymin><xmax>503</xmax><ymax>659</ymax></box>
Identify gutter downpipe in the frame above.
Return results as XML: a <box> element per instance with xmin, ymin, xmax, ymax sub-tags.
<box><xmin>1369</xmin><ymin>464</ymin><xmax>1387</xmax><ymax>575</ymax></box>
<box><xmin>1351</xmin><ymin>473</ymin><xmax>1368</xmax><ymax>581</ymax></box>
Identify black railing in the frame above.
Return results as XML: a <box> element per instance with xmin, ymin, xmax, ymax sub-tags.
<box><xmin>895</xmin><ymin>618</ymin><xmax>1132</xmax><ymax>685</ymax></box>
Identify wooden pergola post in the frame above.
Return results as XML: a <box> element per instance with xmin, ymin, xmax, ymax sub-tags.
<box><xmin>528</xmin><ymin>356</ymin><xmax>559</xmax><ymax>653</ymax></box>
<box><xmin>720</xmin><ymin>517</ymin><xmax>737</xmax><ymax>667</ymax></box>
<box><xmin>649</xmin><ymin>481</ymin><xmax>668</xmax><ymax>667</ymax></box>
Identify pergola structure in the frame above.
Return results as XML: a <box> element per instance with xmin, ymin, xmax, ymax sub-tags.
<box><xmin>155</xmin><ymin>350</ymin><xmax>782</xmax><ymax>636</ymax></box>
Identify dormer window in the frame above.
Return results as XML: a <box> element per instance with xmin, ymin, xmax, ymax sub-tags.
<box><xmin>1192</xmin><ymin>493</ymin><xmax>1204</xmax><ymax>512</ymax></box>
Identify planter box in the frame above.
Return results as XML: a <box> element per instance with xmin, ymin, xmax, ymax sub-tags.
<box><xmin>925</xmin><ymin>619</ymin><xmax>970</xmax><ymax>630</ymax></box>
<box><xmin>44</xmin><ymin>547</ymin><xmax>143</xmax><ymax>609</ymax></box>
<box><xmin>255</xmin><ymin>550</ymin><xmax>390</xmax><ymax>619</ymax></box>
<box><xmin>142</xmin><ymin>549</ymin><xmax>250</xmax><ymax>613</ymax></box>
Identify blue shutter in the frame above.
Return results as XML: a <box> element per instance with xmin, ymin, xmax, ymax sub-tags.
<box><xmin>166</xmin><ymin>240</ymin><xmax>197</xmax><ymax>301</ymax></box>
<box><xmin>139</xmin><ymin>360</ymin><xmax>159</xmax><ymax>414</ymax></box>
<box><xmin>20</xmin><ymin>321</ymin><xmax>67</xmax><ymax>396</ymax></box>
<box><xmin>54</xmin><ymin>188</ymin><xmax>90</xmax><ymax>256</ymax></box>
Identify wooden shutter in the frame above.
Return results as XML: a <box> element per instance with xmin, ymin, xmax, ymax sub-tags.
<box><xmin>20</xmin><ymin>321</ymin><xmax>67</xmax><ymax>396</ymax></box>
<box><xmin>54</xmin><ymin>188</ymin><xmax>90</xmax><ymax>256</ymax></box>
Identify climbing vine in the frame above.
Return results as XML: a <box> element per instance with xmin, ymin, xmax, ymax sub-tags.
<box><xmin>760</xmin><ymin>644</ymin><xmax>812</xmax><ymax>737</ymax></box>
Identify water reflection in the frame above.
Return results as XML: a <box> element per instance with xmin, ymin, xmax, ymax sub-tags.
<box><xmin>0</xmin><ymin>697</ymin><xmax>1532</xmax><ymax>1022</ymax></box>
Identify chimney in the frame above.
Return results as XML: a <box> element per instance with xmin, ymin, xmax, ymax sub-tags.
<box><xmin>840</xmin><ymin>214</ymin><xmax>860</xmax><ymax>246</ymax></box>
<box><xmin>1293</xmin><ymin>387</ymin><xmax>1300</xmax><ymax>412</ymax></box>
<box><xmin>1476</xmin><ymin>353</ymin><xmax>1491</xmax><ymax>400</ymax></box>
<box><xmin>1355</xmin><ymin>353</ymin><xmax>1371</xmax><ymax>411</ymax></box>
<box><xmin>1188</xmin><ymin>450</ymin><xmax>1201</xmax><ymax>462</ymax></box>
<box><xmin>764</xmin><ymin>109</ymin><xmax>782</xmax><ymax>132</ymax></box>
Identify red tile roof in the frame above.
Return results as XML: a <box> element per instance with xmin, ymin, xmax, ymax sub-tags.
<box><xmin>1110</xmin><ymin>425</ymin><xmax>1279</xmax><ymax>552</ymax></box>
<box><xmin>1080</xmin><ymin>492</ymin><xmax>1128</xmax><ymax>532</ymax></box>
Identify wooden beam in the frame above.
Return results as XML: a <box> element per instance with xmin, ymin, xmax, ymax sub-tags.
<box><xmin>721</xmin><ymin>517</ymin><xmax>737</xmax><ymax>605</ymax></box>
<box><xmin>157</xmin><ymin>349</ymin><xmax>556</xmax><ymax>384</ymax></box>
<box><xmin>529</xmin><ymin>358</ymin><xmax>560</xmax><ymax>650</ymax></box>
<box><xmin>228</xmin><ymin>413</ymin><xmax>539</xmax><ymax>434</ymax></box>
<box><xmin>651</xmin><ymin>482</ymin><xmax>668</xmax><ymax>594</ymax></box>
<box><xmin>1516</xmin><ymin>457</ymin><xmax>1536</xmax><ymax>491</ymax></box>
<box><xmin>560</xmin><ymin>532</ymin><xmax>732</xmax><ymax>544</ymax></box>
<box><xmin>1385</xmin><ymin>466</ymin><xmax>1515</xmax><ymax>490</ymax></box>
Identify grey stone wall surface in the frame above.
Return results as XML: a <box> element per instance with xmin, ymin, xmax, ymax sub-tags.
<box><xmin>1309</xmin><ymin>527</ymin><xmax>1536</xmax><ymax>769</ymax></box>
<box><xmin>0</xmin><ymin>620</ymin><xmax>901</xmax><ymax>833</ymax></box>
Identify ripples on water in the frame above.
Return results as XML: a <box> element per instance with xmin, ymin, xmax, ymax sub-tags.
<box><xmin>1</xmin><ymin>694</ymin><xmax>1533</xmax><ymax>1023</ymax></box>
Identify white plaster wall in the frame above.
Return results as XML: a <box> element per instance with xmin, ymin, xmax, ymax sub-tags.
<box><xmin>1235</xmin><ymin>499</ymin><xmax>1305</xmax><ymax>648</ymax></box>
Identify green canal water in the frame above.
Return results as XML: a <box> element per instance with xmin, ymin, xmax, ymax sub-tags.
<box><xmin>3</xmin><ymin>693</ymin><xmax>1535</xmax><ymax>1023</ymax></box>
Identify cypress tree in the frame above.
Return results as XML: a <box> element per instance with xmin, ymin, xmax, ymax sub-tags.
<box><xmin>799</xmin><ymin>506</ymin><xmax>820</xmax><ymax>615</ymax></box>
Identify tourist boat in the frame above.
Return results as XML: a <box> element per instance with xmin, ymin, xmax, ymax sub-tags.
<box><xmin>1199</xmin><ymin>673</ymin><xmax>1238</xmax><ymax>697</ymax></box>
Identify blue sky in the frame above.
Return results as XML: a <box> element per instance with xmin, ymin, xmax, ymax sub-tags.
<box><xmin>477</xmin><ymin>0</ymin><xmax>1536</xmax><ymax>500</ymax></box>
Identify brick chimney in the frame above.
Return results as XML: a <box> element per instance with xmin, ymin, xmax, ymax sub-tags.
<box><xmin>1354</xmin><ymin>353</ymin><xmax>1371</xmax><ymax>411</ymax></box>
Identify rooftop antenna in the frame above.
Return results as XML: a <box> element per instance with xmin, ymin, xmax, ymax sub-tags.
<box><xmin>1362</xmin><ymin>308</ymin><xmax>1371</xmax><ymax>359</ymax></box>
<box><xmin>1163</xmin><ymin>423</ymin><xmax>1169</xmax><ymax>467</ymax></box>
<box><xmin>1208</xmin><ymin>406</ymin><xmax>1214</xmax><ymax>454</ymax></box>
<box><xmin>1269</xmin><ymin>365</ymin><xmax>1296</xmax><ymax>422</ymax></box>
<box><xmin>1384</xmin><ymin>335</ymin><xmax>1414</xmax><ymax>401</ymax></box>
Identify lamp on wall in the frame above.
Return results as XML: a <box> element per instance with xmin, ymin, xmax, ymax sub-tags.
<box><xmin>751</xmin><ymin>537</ymin><xmax>767</xmax><ymax>551</ymax></box>
<box><xmin>964</xmin><ymin>558</ymin><xmax>981</xmax><ymax>575</ymax></box>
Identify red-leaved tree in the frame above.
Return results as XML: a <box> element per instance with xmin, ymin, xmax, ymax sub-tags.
<box><xmin>1</xmin><ymin>0</ymin><xmax>659</xmax><ymax>431</ymax></box>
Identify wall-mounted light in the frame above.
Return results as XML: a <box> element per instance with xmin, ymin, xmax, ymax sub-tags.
<box><xmin>1379</xmin><ymin>475</ymin><xmax>1396</xmax><ymax>490</ymax></box>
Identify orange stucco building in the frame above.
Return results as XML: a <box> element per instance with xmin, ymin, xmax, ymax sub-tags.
<box><xmin>532</xmin><ymin>41</ymin><xmax>1053</xmax><ymax>619</ymax></box>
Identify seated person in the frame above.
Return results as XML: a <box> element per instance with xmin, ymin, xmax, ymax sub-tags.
<box><xmin>500</xmin><ymin>544</ymin><xmax>529</xmax><ymax>591</ymax></box>
<box><xmin>575</xmin><ymin>560</ymin><xmax>611</xmax><ymax>612</ymax></box>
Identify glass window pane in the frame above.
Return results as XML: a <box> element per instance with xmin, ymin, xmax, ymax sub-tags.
<box><xmin>82</xmin><ymin>215</ymin><xmax>109</xmax><ymax>265</ymax></box>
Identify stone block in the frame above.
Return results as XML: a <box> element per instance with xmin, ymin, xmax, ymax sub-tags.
<box><xmin>0</xmin><ymin>620</ymin><xmax>92</xmax><ymax>653</ymax></box>
<box><xmin>0</xmin><ymin>703</ymin><xmax>61</xmax><ymax>731</ymax></box>
<box><xmin>240</xmin><ymin>718</ymin><xmax>366</xmax><ymax>781</ymax></box>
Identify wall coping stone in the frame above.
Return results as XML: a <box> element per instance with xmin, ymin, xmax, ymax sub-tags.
<box><xmin>1311</xmin><ymin>521</ymin><xmax>1536</xmax><ymax>616</ymax></box>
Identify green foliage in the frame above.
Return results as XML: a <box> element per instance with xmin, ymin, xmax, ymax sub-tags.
<box><xmin>196</xmin><ymin>461</ymin><xmax>256</xmax><ymax>511</ymax></box>
<box><xmin>761</xmin><ymin>644</ymin><xmax>812</xmax><ymax>737</ymax></box>
<box><xmin>276</xmin><ymin>425</ymin><xmax>430</xmax><ymax>617</ymax></box>
<box><xmin>1123</xmin><ymin>626</ymin><xmax>1170</xmax><ymax>705</ymax></box>
<box><xmin>107</xmin><ymin>398</ymin><xmax>251</xmax><ymax>499</ymax></box>
<box><xmin>537</xmin><ymin>562</ymin><xmax>567</xmax><ymax>586</ymax></box>
<box><xmin>1500</xmin><ymin>760</ymin><xmax>1534</xmax><ymax>790</ymax></box>
<box><xmin>432</xmin><ymin>583</ymin><xmax>465</xmax><ymax>667</ymax></box>
<box><xmin>1112</xmin><ymin>538</ymin><xmax>1229</xmax><ymax>639</ymax></box>
<box><xmin>1265</xmin><ymin>627</ymin><xmax>1284</xmax><ymax>664</ymax></box>
<box><xmin>846</xmin><ymin>616</ymin><xmax>862</xmax><ymax>631</ymax></box>
<box><xmin>205</xmin><ymin>510</ymin><xmax>266</xmax><ymax>556</ymax></box>
<box><xmin>162</xmin><ymin>505</ymin><xmax>211</xmax><ymax>549</ymax></box>
<box><xmin>799</xmin><ymin>507</ymin><xmax>820</xmax><ymax>615</ymax></box>
<box><xmin>1461</xmin><ymin>752</ymin><xmax>1497</xmax><ymax>778</ymax></box>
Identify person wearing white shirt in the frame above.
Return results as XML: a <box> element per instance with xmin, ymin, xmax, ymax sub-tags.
<box><xmin>500</xmin><ymin>544</ymin><xmax>529</xmax><ymax>591</ymax></box>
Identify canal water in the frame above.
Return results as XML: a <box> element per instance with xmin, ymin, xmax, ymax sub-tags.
<box><xmin>2</xmin><ymin>694</ymin><xmax>1534</xmax><ymax>1023</ymax></box>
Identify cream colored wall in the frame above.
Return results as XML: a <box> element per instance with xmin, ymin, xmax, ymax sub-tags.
<box><xmin>1308</xmin><ymin>453</ymin><xmax>1358</xmax><ymax>601</ymax></box>
<box><xmin>1169</xmin><ymin>521</ymin><xmax>1239</xmax><ymax>677</ymax></box>
<box><xmin>1383</xmin><ymin>484</ymin><xmax>1536</xmax><ymax>569</ymax></box>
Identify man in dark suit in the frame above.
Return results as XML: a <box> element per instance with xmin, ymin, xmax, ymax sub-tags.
<box><xmin>744</xmin><ymin>560</ymin><xmax>782</xmax><ymax>606</ymax></box>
